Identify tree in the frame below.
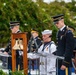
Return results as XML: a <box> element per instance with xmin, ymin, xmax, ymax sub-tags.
<box><xmin>0</xmin><ymin>0</ymin><xmax>76</xmax><ymax>47</ymax></box>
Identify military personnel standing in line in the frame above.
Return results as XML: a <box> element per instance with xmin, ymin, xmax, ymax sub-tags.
<box><xmin>52</xmin><ymin>14</ymin><xmax>75</xmax><ymax>75</ymax></box>
<box><xmin>28</xmin><ymin>29</ymin><xmax>42</xmax><ymax>70</ymax></box>
<box><xmin>38</xmin><ymin>29</ymin><xmax>57</xmax><ymax>75</ymax></box>
<box><xmin>68</xmin><ymin>26</ymin><xmax>76</xmax><ymax>73</ymax></box>
<box><xmin>3</xmin><ymin>21</ymin><xmax>22</xmax><ymax>70</ymax></box>
<box><xmin>28</xmin><ymin>29</ymin><xmax>42</xmax><ymax>53</ymax></box>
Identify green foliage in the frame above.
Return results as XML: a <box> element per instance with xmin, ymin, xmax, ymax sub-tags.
<box><xmin>0</xmin><ymin>70</ymin><xmax>27</xmax><ymax>75</ymax></box>
<box><xmin>0</xmin><ymin>70</ymin><xmax>8</xmax><ymax>75</ymax></box>
<box><xmin>11</xmin><ymin>70</ymin><xmax>24</xmax><ymax>75</ymax></box>
<box><xmin>0</xmin><ymin>0</ymin><xmax>76</xmax><ymax>46</ymax></box>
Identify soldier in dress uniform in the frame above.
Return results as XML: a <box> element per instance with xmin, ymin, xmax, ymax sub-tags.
<box><xmin>28</xmin><ymin>29</ymin><xmax>42</xmax><ymax>70</ymax></box>
<box><xmin>28</xmin><ymin>29</ymin><xmax>42</xmax><ymax>53</ymax></box>
<box><xmin>52</xmin><ymin>14</ymin><xmax>75</xmax><ymax>75</ymax></box>
<box><xmin>3</xmin><ymin>21</ymin><xmax>22</xmax><ymax>70</ymax></box>
<box><xmin>68</xmin><ymin>26</ymin><xmax>76</xmax><ymax>73</ymax></box>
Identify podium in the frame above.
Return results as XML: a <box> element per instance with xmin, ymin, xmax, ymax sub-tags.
<box><xmin>11</xmin><ymin>33</ymin><xmax>28</xmax><ymax>75</ymax></box>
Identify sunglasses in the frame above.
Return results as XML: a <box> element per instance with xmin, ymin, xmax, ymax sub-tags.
<box><xmin>54</xmin><ymin>21</ymin><xmax>59</xmax><ymax>25</ymax></box>
<box><xmin>10</xmin><ymin>26</ymin><xmax>14</xmax><ymax>29</ymax></box>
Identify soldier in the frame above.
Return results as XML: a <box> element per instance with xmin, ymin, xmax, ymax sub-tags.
<box><xmin>68</xmin><ymin>26</ymin><xmax>76</xmax><ymax>73</ymax></box>
<box><xmin>28</xmin><ymin>29</ymin><xmax>42</xmax><ymax>53</ymax></box>
<box><xmin>38</xmin><ymin>29</ymin><xmax>56</xmax><ymax>75</ymax></box>
<box><xmin>28</xmin><ymin>29</ymin><xmax>42</xmax><ymax>70</ymax></box>
<box><xmin>52</xmin><ymin>14</ymin><xmax>75</xmax><ymax>75</ymax></box>
<box><xmin>3</xmin><ymin>21</ymin><xmax>22</xmax><ymax>70</ymax></box>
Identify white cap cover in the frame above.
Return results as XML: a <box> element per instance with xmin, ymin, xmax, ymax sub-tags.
<box><xmin>42</xmin><ymin>30</ymin><xmax>52</xmax><ymax>35</ymax></box>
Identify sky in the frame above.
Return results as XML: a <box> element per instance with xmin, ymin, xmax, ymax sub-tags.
<box><xmin>32</xmin><ymin>0</ymin><xmax>76</xmax><ymax>3</ymax></box>
<box><xmin>44</xmin><ymin>0</ymin><xmax>72</xmax><ymax>3</ymax></box>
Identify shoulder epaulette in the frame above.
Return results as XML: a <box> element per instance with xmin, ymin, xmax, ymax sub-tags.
<box><xmin>66</xmin><ymin>26</ymin><xmax>72</xmax><ymax>33</ymax></box>
<box><xmin>67</xmin><ymin>30</ymin><xmax>72</xmax><ymax>33</ymax></box>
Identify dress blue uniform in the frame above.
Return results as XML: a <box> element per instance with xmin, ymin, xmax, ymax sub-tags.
<box><xmin>52</xmin><ymin>14</ymin><xmax>75</xmax><ymax>75</ymax></box>
<box><xmin>56</xmin><ymin>26</ymin><xmax>74</xmax><ymax>75</ymax></box>
<box><xmin>28</xmin><ymin>30</ymin><xmax>42</xmax><ymax>70</ymax></box>
<box><xmin>4</xmin><ymin>21</ymin><xmax>22</xmax><ymax>70</ymax></box>
<box><xmin>28</xmin><ymin>36</ymin><xmax>42</xmax><ymax>53</ymax></box>
<box><xmin>28</xmin><ymin>29</ymin><xmax>42</xmax><ymax>53</ymax></box>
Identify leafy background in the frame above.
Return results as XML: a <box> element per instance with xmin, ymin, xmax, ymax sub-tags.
<box><xmin>0</xmin><ymin>0</ymin><xmax>76</xmax><ymax>47</ymax></box>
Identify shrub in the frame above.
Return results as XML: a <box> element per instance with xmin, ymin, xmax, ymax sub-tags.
<box><xmin>0</xmin><ymin>70</ymin><xmax>8</xmax><ymax>75</ymax></box>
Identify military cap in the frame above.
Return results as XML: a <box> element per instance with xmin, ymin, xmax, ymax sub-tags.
<box><xmin>42</xmin><ymin>30</ymin><xmax>52</xmax><ymax>35</ymax></box>
<box><xmin>31</xmin><ymin>29</ymin><xmax>38</xmax><ymax>33</ymax></box>
<box><xmin>9</xmin><ymin>21</ymin><xmax>20</xmax><ymax>29</ymax></box>
<box><xmin>52</xmin><ymin>14</ymin><xmax>64</xmax><ymax>24</ymax></box>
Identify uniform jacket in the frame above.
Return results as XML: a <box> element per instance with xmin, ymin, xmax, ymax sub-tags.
<box><xmin>5</xmin><ymin>30</ymin><xmax>21</xmax><ymax>55</ymax></box>
<box><xmin>56</xmin><ymin>26</ymin><xmax>74</xmax><ymax>67</ymax></box>
<box><xmin>28</xmin><ymin>36</ymin><xmax>42</xmax><ymax>53</ymax></box>
<box><xmin>38</xmin><ymin>41</ymin><xmax>56</xmax><ymax>75</ymax></box>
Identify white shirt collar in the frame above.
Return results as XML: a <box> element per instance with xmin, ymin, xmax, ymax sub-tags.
<box><xmin>60</xmin><ymin>25</ymin><xmax>66</xmax><ymax>31</ymax></box>
<box><xmin>15</xmin><ymin>30</ymin><xmax>20</xmax><ymax>33</ymax></box>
